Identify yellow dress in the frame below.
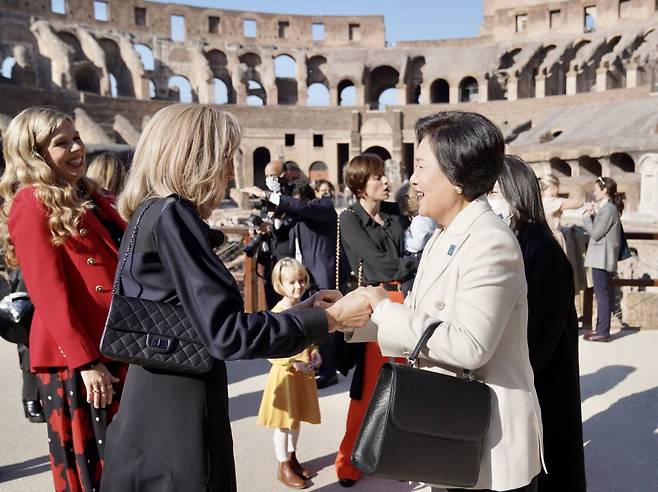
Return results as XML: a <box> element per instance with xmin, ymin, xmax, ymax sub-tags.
<box><xmin>256</xmin><ymin>302</ymin><xmax>321</xmax><ymax>429</ymax></box>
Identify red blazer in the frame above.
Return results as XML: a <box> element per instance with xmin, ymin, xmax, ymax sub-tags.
<box><xmin>8</xmin><ymin>186</ymin><xmax>126</xmax><ymax>370</ymax></box>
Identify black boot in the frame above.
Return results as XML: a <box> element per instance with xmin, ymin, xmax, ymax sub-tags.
<box><xmin>23</xmin><ymin>399</ymin><xmax>46</xmax><ymax>423</ymax></box>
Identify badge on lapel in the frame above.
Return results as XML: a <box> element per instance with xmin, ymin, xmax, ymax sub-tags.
<box><xmin>447</xmin><ymin>244</ymin><xmax>456</xmax><ymax>256</ymax></box>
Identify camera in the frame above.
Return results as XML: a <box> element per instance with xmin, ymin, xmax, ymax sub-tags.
<box><xmin>243</xmin><ymin>213</ymin><xmax>267</xmax><ymax>257</ymax></box>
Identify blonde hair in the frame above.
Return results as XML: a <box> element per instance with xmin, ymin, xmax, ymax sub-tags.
<box><xmin>271</xmin><ymin>257</ymin><xmax>309</xmax><ymax>296</ymax></box>
<box><xmin>86</xmin><ymin>152</ymin><xmax>126</xmax><ymax>194</ymax></box>
<box><xmin>118</xmin><ymin>104</ymin><xmax>242</xmax><ymax>220</ymax></box>
<box><xmin>0</xmin><ymin>107</ymin><xmax>97</xmax><ymax>266</ymax></box>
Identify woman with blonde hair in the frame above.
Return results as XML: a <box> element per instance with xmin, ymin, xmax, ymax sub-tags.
<box><xmin>541</xmin><ymin>173</ymin><xmax>582</xmax><ymax>250</ymax></box>
<box><xmin>99</xmin><ymin>104</ymin><xmax>371</xmax><ymax>492</ymax></box>
<box><xmin>86</xmin><ymin>152</ymin><xmax>126</xmax><ymax>194</ymax></box>
<box><xmin>1</xmin><ymin>107</ymin><xmax>127</xmax><ymax>492</ymax></box>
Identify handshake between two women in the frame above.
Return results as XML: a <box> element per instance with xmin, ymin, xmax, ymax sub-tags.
<box><xmin>299</xmin><ymin>286</ymin><xmax>390</xmax><ymax>332</ymax></box>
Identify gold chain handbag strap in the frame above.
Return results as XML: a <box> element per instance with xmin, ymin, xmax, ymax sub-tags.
<box><xmin>336</xmin><ymin>208</ymin><xmax>363</xmax><ymax>290</ymax></box>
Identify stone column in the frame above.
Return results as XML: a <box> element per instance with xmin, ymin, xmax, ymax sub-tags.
<box><xmin>507</xmin><ymin>75</ymin><xmax>518</xmax><ymax>101</ymax></box>
<box><xmin>356</xmin><ymin>84</ymin><xmax>366</xmax><ymax>106</ymax></box>
<box><xmin>535</xmin><ymin>73</ymin><xmax>546</xmax><ymax>99</ymax></box>
<box><xmin>449</xmin><ymin>83</ymin><xmax>459</xmax><ymax>104</ymax></box>
<box><xmin>478</xmin><ymin>79</ymin><xmax>488</xmax><ymax>102</ymax></box>
<box><xmin>566</xmin><ymin>66</ymin><xmax>578</xmax><ymax>95</ymax></box>
<box><xmin>626</xmin><ymin>63</ymin><xmax>638</xmax><ymax>88</ymax></box>
<box><xmin>396</xmin><ymin>83</ymin><xmax>406</xmax><ymax>105</ymax></box>
<box><xmin>330</xmin><ymin>83</ymin><xmax>339</xmax><ymax>106</ymax></box>
<box><xmin>419</xmin><ymin>82</ymin><xmax>431</xmax><ymax>104</ymax></box>
<box><xmin>596</xmin><ymin>67</ymin><xmax>608</xmax><ymax>92</ymax></box>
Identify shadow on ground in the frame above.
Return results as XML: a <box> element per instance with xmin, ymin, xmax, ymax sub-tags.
<box><xmin>0</xmin><ymin>455</ymin><xmax>50</xmax><ymax>483</ymax></box>
<box><xmin>580</xmin><ymin>364</ymin><xmax>636</xmax><ymax>403</ymax></box>
<box><xmin>583</xmin><ymin>385</ymin><xmax>658</xmax><ymax>491</ymax></box>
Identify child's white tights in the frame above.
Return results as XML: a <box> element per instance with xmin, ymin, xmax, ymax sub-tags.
<box><xmin>273</xmin><ymin>427</ymin><xmax>300</xmax><ymax>462</ymax></box>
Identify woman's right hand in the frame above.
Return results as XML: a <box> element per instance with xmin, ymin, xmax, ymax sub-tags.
<box><xmin>80</xmin><ymin>362</ymin><xmax>120</xmax><ymax>409</ymax></box>
<box><xmin>324</xmin><ymin>291</ymin><xmax>372</xmax><ymax>332</ymax></box>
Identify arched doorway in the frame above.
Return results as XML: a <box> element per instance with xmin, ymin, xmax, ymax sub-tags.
<box><xmin>610</xmin><ymin>152</ymin><xmax>635</xmax><ymax>173</ymax></box>
<box><xmin>364</xmin><ymin>146</ymin><xmax>392</xmax><ymax>161</ymax></box>
<box><xmin>549</xmin><ymin>157</ymin><xmax>572</xmax><ymax>177</ymax></box>
<box><xmin>578</xmin><ymin>155</ymin><xmax>602</xmax><ymax>177</ymax></box>
<box><xmin>459</xmin><ymin>76</ymin><xmax>478</xmax><ymax>103</ymax></box>
<box><xmin>430</xmin><ymin>78</ymin><xmax>449</xmax><ymax>103</ymax></box>
<box><xmin>253</xmin><ymin>147</ymin><xmax>270</xmax><ymax>188</ymax></box>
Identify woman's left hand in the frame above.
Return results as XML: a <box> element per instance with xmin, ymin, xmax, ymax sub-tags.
<box><xmin>310</xmin><ymin>350</ymin><xmax>322</xmax><ymax>369</ymax></box>
<box><xmin>357</xmin><ymin>286</ymin><xmax>388</xmax><ymax>310</ymax></box>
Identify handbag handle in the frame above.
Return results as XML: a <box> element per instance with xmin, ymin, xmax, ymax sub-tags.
<box><xmin>336</xmin><ymin>208</ymin><xmax>363</xmax><ymax>289</ymax></box>
<box><xmin>407</xmin><ymin>321</ymin><xmax>473</xmax><ymax>381</ymax></box>
<box><xmin>111</xmin><ymin>200</ymin><xmax>157</xmax><ymax>296</ymax></box>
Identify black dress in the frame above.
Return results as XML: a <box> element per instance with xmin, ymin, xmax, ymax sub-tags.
<box><xmin>100</xmin><ymin>196</ymin><xmax>328</xmax><ymax>492</ymax></box>
<box><xmin>517</xmin><ymin>223</ymin><xmax>586</xmax><ymax>492</ymax></box>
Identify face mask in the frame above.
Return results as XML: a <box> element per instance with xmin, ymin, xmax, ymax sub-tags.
<box><xmin>265</xmin><ymin>176</ymin><xmax>281</xmax><ymax>193</ymax></box>
<box><xmin>488</xmin><ymin>198</ymin><xmax>512</xmax><ymax>226</ymax></box>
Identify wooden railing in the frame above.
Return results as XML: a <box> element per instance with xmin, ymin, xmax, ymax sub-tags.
<box><xmin>582</xmin><ymin>231</ymin><xmax>658</xmax><ymax>329</ymax></box>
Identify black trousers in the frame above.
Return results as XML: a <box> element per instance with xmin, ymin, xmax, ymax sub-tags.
<box><xmin>18</xmin><ymin>343</ymin><xmax>41</xmax><ymax>401</ymax></box>
<box><xmin>592</xmin><ymin>268</ymin><xmax>613</xmax><ymax>336</ymax></box>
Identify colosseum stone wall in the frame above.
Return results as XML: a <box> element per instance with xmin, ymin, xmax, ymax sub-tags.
<box><xmin>2</xmin><ymin>0</ymin><xmax>658</xmax><ymax>218</ymax></box>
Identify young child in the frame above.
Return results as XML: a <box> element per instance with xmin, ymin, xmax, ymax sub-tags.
<box><xmin>257</xmin><ymin>258</ymin><xmax>322</xmax><ymax>489</ymax></box>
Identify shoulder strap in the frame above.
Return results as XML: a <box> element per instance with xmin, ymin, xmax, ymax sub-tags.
<box><xmin>111</xmin><ymin>200</ymin><xmax>157</xmax><ymax>296</ymax></box>
<box><xmin>336</xmin><ymin>208</ymin><xmax>363</xmax><ymax>289</ymax></box>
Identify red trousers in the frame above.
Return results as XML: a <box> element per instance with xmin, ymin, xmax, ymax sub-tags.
<box><xmin>335</xmin><ymin>290</ymin><xmax>404</xmax><ymax>481</ymax></box>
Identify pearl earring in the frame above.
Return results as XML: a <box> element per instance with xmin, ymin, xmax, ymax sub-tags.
<box><xmin>455</xmin><ymin>186</ymin><xmax>463</xmax><ymax>194</ymax></box>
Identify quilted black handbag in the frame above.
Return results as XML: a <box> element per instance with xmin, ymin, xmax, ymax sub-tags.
<box><xmin>100</xmin><ymin>199</ymin><xmax>213</xmax><ymax>374</ymax></box>
<box><xmin>351</xmin><ymin>322</ymin><xmax>491</xmax><ymax>488</ymax></box>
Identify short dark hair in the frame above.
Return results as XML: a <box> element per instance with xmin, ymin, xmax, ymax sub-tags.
<box><xmin>344</xmin><ymin>153</ymin><xmax>384</xmax><ymax>198</ymax></box>
<box><xmin>313</xmin><ymin>179</ymin><xmax>335</xmax><ymax>193</ymax></box>
<box><xmin>498</xmin><ymin>155</ymin><xmax>546</xmax><ymax>232</ymax></box>
<box><xmin>415</xmin><ymin>111</ymin><xmax>504</xmax><ymax>200</ymax></box>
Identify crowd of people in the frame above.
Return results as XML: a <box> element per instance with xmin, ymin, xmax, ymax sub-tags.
<box><xmin>0</xmin><ymin>103</ymin><xmax>629</xmax><ymax>492</ymax></box>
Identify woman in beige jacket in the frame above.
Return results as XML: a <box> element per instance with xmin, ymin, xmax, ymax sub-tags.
<box><xmin>355</xmin><ymin>112</ymin><xmax>544</xmax><ymax>491</ymax></box>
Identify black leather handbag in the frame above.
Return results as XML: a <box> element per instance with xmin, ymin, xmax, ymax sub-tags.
<box><xmin>100</xmin><ymin>199</ymin><xmax>213</xmax><ymax>374</ymax></box>
<box><xmin>0</xmin><ymin>291</ymin><xmax>33</xmax><ymax>345</ymax></box>
<box><xmin>351</xmin><ymin>322</ymin><xmax>492</xmax><ymax>488</ymax></box>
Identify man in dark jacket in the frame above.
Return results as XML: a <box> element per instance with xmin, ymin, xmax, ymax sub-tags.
<box><xmin>242</xmin><ymin>175</ymin><xmax>348</xmax><ymax>388</ymax></box>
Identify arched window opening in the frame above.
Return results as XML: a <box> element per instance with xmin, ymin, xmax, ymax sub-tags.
<box><xmin>109</xmin><ymin>73</ymin><xmax>118</xmax><ymax>97</ymax></box>
<box><xmin>253</xmin><ymin>147</ymin><xmax>270</xmax><ymax>188</ymax></box>
<box><xmin>148</xmin><ymin>80</ymin><xmax>156</xmax><ymax>99</ymax></box>
<box><xmin>378</xmin><ymin>88</ymin><xmax>398</xmax><ymax>111</ymax></box>
<box><xmin>549</xmin><ymin>158</ymin><xmax>572</xmax><ymax>177</ymax></box>
<box><xmin>307</xmin><ymin>83</ymin><xmax>330</xmax><ymax>106</ymax></box>
<box><xmin>578</xmin><ymin>155</ymin><xmax>602</xmax><ymax>177</ymax></box>
<box><xmin>274</xmin><ymin>54</ymin><xmax>296</xmax><ymax>79</ymax></box>
<box><xmin>1</xmin><ymin>57</ymin><xmax>16</xmax><ymax>79</ymax></box>
<box><xmin>367</xmin><ymin>65</ymin><xmax>399</xmax><ymax>110</ymax></box>
<box><xmin>338</xmin><ymin>80</ymin><xmax>356</xmax><ymax>106</ymax></box>
<box><xmin>134</xmin><ymin>44</ymin><xmax>155</xmax><ymax>71</ymax></box>
<box><xmin>610</xmin><ymin>152</ymin><xmax>635</xmax><ymax>173</ymax></box>
<box><xmin>246</xmin><ymin>79</ymin><xmax>265</xmax><ymax>106</ymax></box>
<box><xmin>168</xmin><ymin>75</ymin><xmax>193</xmax><ymax>103</ymax></box>
<box><xmin>430</xmin><ymin>78</ymin><xmax>449</xmax><ymax>103</ymax></box>
<box><xmin>459</xmin><ymin>76</ymin><xmax>479</xmax><ymax>102</ymax></box>
<box><xmin>213</xmin><ymin>78</ymin><xmax>228</xmax><ymax>104</ymax></box>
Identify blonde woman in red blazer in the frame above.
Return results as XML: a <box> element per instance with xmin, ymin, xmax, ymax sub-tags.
<box><xmin>1</xmin><ymin>107</ymin><xmax>126</xmax><ymax>492</ymax></box>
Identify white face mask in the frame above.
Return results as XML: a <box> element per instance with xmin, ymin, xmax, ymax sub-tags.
<box><xmin>265</xmin><ymin>176</ymin><xmax>281</xmax><ymax>193</ymax></box>
<box><xmin>488</xmin><ymin>198</ymin><xmax>513</xmax><ymax>226</ymax></box>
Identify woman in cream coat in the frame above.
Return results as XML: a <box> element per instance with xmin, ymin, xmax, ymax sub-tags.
<box><xmin>355</xmin><ymin>112</ymin><xmax>544</xmax><ymax>492</ymax></box>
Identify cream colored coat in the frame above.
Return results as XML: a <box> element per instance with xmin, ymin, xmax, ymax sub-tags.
<box><xmin>350</xmin><ymin>196</ymin><xmax>544</xmax><ymax>491</ymax></box>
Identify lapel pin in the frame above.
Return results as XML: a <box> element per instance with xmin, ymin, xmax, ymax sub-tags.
<box><xmin>447</xmin><ymin>244</ymin><xmax>456</xmax><ymax>256</ymax></box>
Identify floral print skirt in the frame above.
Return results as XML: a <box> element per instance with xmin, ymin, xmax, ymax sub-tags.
<box><xmin>37</xmin><ymin>364</ymin><xmax>125</xmax><ymax>492</ymax></box>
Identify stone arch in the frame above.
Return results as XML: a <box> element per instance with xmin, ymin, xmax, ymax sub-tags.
<box><xmin>549</xmin><ymin>157</ymin><xmax>572</xmax><ymax>177</ymax></box>
<box><xmin>405</xmin><ymin>56</ymin><xmax>425</xmax><ymax>104</ymax></box>
<box><xmin>610</xmin><ymin>152</ymin><xmax>635</xmax><ymax>173</ymax></box>
<box><xmin>307</xmin><ymin>82</ymin><xmax>330</xmax><ymax>106</ymax></box>
<box><xmin>134</xmin><ymin>44</ymin><xmax>154</xmax><ymax>71</ymax></box>
<box><xmin>577</xmin><ymin>36</ymin><xmax>621</xmax><ymax>94</ymax></box>
<box><xmin>74</xmin><ymin>63</ymin><xmax>101</xmax><ymax>93</ymax></box>
<box><xmin>364</xmin><ymin>145</ymin><xmax>392</xmax><ymax>161</ymax></box>
<box><xmin>639</xmin><ymin>154</ymin><xmax>658</xmax><ymax>214</ymax></box>
<box><xmin>207</xmin><ymin>49</ymin><xmax>234</xmax><ymax>103</ymax></box>
<box><xmin>459</xmin><ymin>76</ymin><xmax>479</xmax><ymax>102</ymax></box>
<box><xmin>57</xmin><ymin>31</ymin><xmax>85</xmax><ymax>61</ymax></box>
<box><xmin>489</xmin><ymin>48</ymin><xmax>522</xmax><ymax>100</ymax></box>
<box><xmin>338</xmin><ymin>79</ymin><xmax>356</xmax><ymax>106</ymax></box>
<box><xmin>578</xmin><ymin>155</ymin><xmax>602</xmax><ymax>177</ymax></box>
<box><xmin>274</xmin><ymin>54</ymin><xmax>297</xmax><ymax>105</ymax></box>
<box><xmin>430</xmin><ymin>78</ymin><xmax>450</xmax><ymax>103</ymax></box>
<box><xmin>253</xmin><ymin>147</ymin><xmax>270</xmax><ymax>188</ymax></box>
<box><xmin>367</xmin><ymin>65</ymin><xmax>399</xmax><ymax>110</ymax></box>
<box><xmin>307</xmin><ymin>55</ymin><xmax>328</xmax><ymax>86</ymax></box>
<box><xmin>99</xmin><ymin>38</ymin><xmax>134</xmax><ymax>97</ymax></box>
<box><xmin>213</xmin><ymin>78</ymin><xmax>229</xmax><ymax>104</ymax></box>
<box><xmin>309</xmin><ymin>161</ymin><xmax>329</xmax><ymax>181</ymax></box>
<box><xmin>247</xmin><ymin>79</ymin><xmax>266</xmax><ymax>106</ymax></box>
<box><xmin>168</xmin><ymin>75</ymin><xmax>193</xmax><ymax>103</ymax></box>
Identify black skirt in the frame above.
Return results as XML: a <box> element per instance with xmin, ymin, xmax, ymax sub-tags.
<box><xmin>100</xmin><ymin>362</ymin><xmax>236</xmax><ymax>492</ymax></box>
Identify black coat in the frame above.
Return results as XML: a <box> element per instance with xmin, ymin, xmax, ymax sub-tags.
<box><xmin>517</xmin><ymin>223</ymin><xmax>586</xmax><ymax>492</ymax></box>
<box><xmin>273</xmin><ymin>195</ymin><xmax>348</xmax><ymax>290</ymax></box>
<box><xmin>100</xmin><ymin>196</ymin><xmax>328</xmax><ymax>492</ymax></box>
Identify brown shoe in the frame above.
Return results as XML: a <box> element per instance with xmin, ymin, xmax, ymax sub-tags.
<box><xmin>586</xmin><ymin>334</ymin><xmax>610</xmax><ymax>342</ymax></box>
<box><xmin>277</xmin><ymin>461</ymin><xmax>308</xmax><ymax>489</ymax></box>
<box><xmin>290</xmin><ymin>451</ymin><xmax>313</xmax><ymax>479</ymax></box>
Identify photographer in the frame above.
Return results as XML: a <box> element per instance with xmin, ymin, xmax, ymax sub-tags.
<box><xmin>243</xmin><ymin>164</ymin><xmax>347</xmax><ymax>389</ymax></box>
